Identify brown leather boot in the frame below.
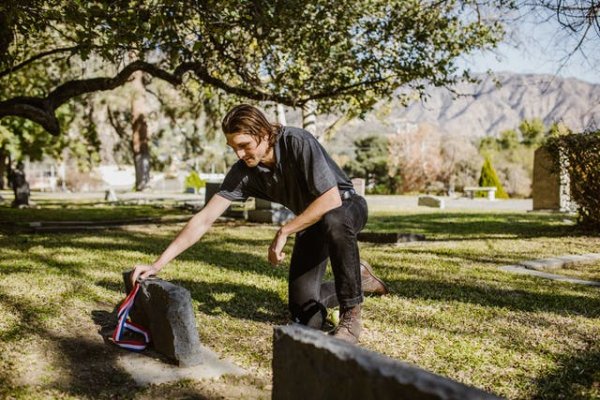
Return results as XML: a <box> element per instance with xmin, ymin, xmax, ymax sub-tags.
<box><xmin>360</xmin><ymin>259</ymin><xmax>389</xmax><ymax>295</ymax></box>
<box><xmin>331</xmin><ymin>305</ymin><xmax>361</xmax><ymax>344</ymax></box>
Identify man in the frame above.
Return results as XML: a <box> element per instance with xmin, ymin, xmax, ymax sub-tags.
<box><xmin>132</xmin><ymin>104</ymin><xmax>387</xmax><ymax>344</ymax></box>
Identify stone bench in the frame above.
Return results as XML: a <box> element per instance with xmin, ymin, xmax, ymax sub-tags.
<box><xmin>273</xmin><ymin>325</ymin><xmax>503</xmax><ymax>400</ymax></box>
<box><xmin>122</xmin><ymin>271</ymin><xmax>203</xmax><ymax>367</ymax></box>
<box><xmin>464</xmin><ymin>186</ymin><xmax>497</xmax><ymax>200</ymax></box>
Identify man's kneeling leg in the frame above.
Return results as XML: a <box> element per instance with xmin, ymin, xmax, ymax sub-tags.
<box><xmin>290</xmin><ymin>299</ymin><xmax>327</xmax><ymax>329</ymax></box>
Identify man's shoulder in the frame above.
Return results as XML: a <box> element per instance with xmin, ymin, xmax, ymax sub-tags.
<box><xmin>226</xmin><ymin>160</ymin><xmax>250</xmax><ymax>177</ymax></box>
<box><xmin>281</xmin><ymin>126</ymin><xmax>318</xmax><ymax>146</ymax></box>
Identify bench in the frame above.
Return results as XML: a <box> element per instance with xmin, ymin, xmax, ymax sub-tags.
<box><xmin>464</xmin><ymin>186</ymin><xmax>497</xmax><ymax>200</ymax></box>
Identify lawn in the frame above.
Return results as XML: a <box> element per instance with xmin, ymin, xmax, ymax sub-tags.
<box><xmin>0</xmin><ymin>202</ymin><xmax>599</xmax><ymax>399</ymax></box>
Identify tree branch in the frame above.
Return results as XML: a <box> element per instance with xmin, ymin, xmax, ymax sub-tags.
<box><xmin>1</xmin><ymin>58</ymin><xmax>396</xmax><ymax>136</ymax></box>
<box><xmin>0</xmin><ymin>45</ymin><xmax>81</xmax><ymax>79</ymax></box>
<box><xmin>0</xmin><ymin>60</ymin><xmax>301</xmax><ymax>135</ymax></box>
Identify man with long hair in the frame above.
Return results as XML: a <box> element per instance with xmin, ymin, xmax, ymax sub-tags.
<box><xmin>132</xmin><ymin>104</ymin><xmax>387</xmax><ymax>344</ymax></box>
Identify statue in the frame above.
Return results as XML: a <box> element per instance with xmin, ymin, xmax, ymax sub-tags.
<box><xmin>8</xmin><ymin>161</ymin><xmax>30</xmax><ymax>208</ymax></box>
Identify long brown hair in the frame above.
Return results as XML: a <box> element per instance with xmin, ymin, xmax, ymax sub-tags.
<box><xmin>221</xmin><ymin>104</ymin><xmax>282</xmax><ymax>147</ymax></box>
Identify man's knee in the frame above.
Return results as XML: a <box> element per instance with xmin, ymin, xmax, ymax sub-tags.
<box><xmin>289</xmin><ymin>299</ymin><xmax>326</xmax><ymax>329</ymax></box>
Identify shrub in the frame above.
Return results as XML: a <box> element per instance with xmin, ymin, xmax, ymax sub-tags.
<box><xmin>546</xmin><ymin>131</ymin><xmax>600</xmax><ymax>229</ymax></box>
<box><xmin>478</xmin><ymin>156</ymin><xmax>509</xmax><ymax>199</ymax></box>
<box><xmin>184</xmin><ymin>171</ymin><xmax>206</xmax><ymax>193</ymax></box>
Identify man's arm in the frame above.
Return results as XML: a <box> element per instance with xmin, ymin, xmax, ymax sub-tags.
<box><xmin>131</xmin><ymin>194</ymin><xmax>232</xmax><ymax>283</ymax></box>
<box><xmin>268</xmin><ymin>186</ymin><xmax>341</xmax><ymax>265</ymax></box>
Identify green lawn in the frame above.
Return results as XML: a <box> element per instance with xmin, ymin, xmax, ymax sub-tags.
<box><xmin>0</xmin><ymin>204</ymin><xmax>599</xmax><ymax>399</ymax></box>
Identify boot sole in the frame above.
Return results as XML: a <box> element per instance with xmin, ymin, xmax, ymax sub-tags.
<box><xmin>360</xmin><ymin>259</ymin><xmax>389</xmax><ymax>295</ymax></box>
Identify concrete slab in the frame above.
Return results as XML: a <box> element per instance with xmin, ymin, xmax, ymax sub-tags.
<box><xmin>500</xmin><ymin>265</ymin><xmax>600</xmax><ymax>287</ymax></box>
<box><xmin>117</xmin><ymin>345</ymin><xmax>245</xmax><ymax>386</ymax></box>
<box><xmin>517</xmin><ymin>253</ymin><xmax>600</xmax><ymax>272</ymax></box>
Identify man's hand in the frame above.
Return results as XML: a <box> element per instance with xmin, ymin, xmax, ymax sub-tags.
<box><xmin>268</xmin><ymin>229</ymin><xmax>288</xmax><ymax>266</ymax></box>
<box><xmin>131</xmin><ymin>264</ymin><xmax>160</xmax><ymax>286</ymax></box>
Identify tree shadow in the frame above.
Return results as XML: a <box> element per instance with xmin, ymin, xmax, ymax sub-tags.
<box><xmin>0</xmin><ymin>228</ymin><xmax>284</xmax><ymax>280</ymax></box>
<box><xmin>171</xmin><ymin>278</ymin><xmax>289</xmax><ymax>324</ymax></box>
<box><xmin>366</xmin><ymin>212</ymin><xmax>592</xmax><ymax>241</ymax></box>
<box><xmin>0</xmin><ymin>288</ymin><xmax>136</xmax><ymax>398</ymax></box>
<box><xmin>385</xmin><ymin>277</ymin><xmax>600</xmax><ymax>318</ymax></box>
<box><xmin>533</xmin><ymin>342</ymin><xmax>600</xmax><ymax>399</ymax></box>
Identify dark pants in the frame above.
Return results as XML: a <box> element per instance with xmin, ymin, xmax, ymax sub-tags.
<box><xmin>288</xmin><ymin>194</ymin><xmax>368</xmax><ymax>328</ymax></box>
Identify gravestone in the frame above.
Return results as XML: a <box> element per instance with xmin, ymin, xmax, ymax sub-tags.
<box><xmin>204</xmin><ymin>180</ymin><xmax>248</xmax><ymax>219</ymax></box>
<box><xmin>357</xmin><ymin>232</ymin><xmax>425</xmax><ymax>244</ymax></box>
<box><xmin>273</xmin><ymin>325</ymin><xmax>503</xmax><ymax>400</ymax></box>
<box><xmin>105</xmin><ymin>189</ymin><xmax>118</xmax><ymax>202</ymax></box>
<box><xmin>204</xmin><ymin>181</ymin><xmax>222</xmax><ymax>205</ymax></box>
<box><xmin>9</xmin><ymin>162</ymin><xmax>30</xmax><ymax>208</ymax></box>
<box><xmin>351</xmin><ymin>178</ymin><xmax>366</xmax><ymax>197</ymax></box>
<box><xmin>247</xmin><ymin>198</ymin><xmax>294</xmax><ymax>225</ymax></box>
<box><xmin>532</xmin><ymin>146</ymin><xmax>575</xmax><ymax>212</ymax></box>
<box><xmin>122</xmin><ymin>272</ymin><xmax>203</xmax><ymax>367</ymax></box>
<box><xmin>418</xmin><ymin>195</ymin><xmax>445</xmax><ymax>208</ymax></box>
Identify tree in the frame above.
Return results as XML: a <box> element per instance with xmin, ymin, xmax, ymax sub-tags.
<box><xmin>0</xmin><ymin>0</ymin><xmax>506</xmax><ymax>137</ymax></box>
<box><xmin>478</xmin><ymin>155</ymin><xmax>509</xmax><ymax>199</ymax></box>
<box><xmin>524</xmin><ymin>1</ymin><xmax>600</xmax><ymax>56</ymax></box>
<box><xmin>519</xmin><ymin>118</ymin><xmax>545</xmax><ymax>146</ymax></box>
<box><xmin>498</xmin><ymin>129</ymin><xmax>520</xmax><ymax>149</ymax></box>
<box><xmin>344</xmin><ymin>135</ymin><xmax>395</xmax><ymax>193</ymax></box>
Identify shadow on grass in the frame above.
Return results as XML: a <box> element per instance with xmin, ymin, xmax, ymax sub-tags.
<box><xmin>366</xmin><ymin>212</ymin><xmax>591</xmax><ymax>240</ymax></box>
<box><xmin>171</xmin><ymin>278</ymin><xmax>289</xmax><ymax>324</ymax></box>
<box><xmin>95</xmin><ymin>276</ymin><xmax>288</xmax><ymax>324</ymax></box>
<box><xmin>0</xmin><ymin>288</ymin><xmax>136</xmax><ymax>399</ymax></box>
<box><xmin>0</xmin><ymin>284</ymin><xmax>230</xmax><ymax>399</ymax></box>
<box><xmin>533</xmin><ymin>342</ymin><xmax>600</xmax><ymax>399</ymax></box>
<box><xmin>387</xmin><ymin>277</ymin><xmax>600</xmax><ymax>318</ymax></box>
<box><xmin>0</xmin><ymin>228</ymin><xmax>285</xmax><ymax>282</ymax></box>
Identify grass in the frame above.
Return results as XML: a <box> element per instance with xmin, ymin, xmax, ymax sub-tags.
<box><xmin>547</xmin><ymin>262</ymin><xmax>600</xmax><ymax>282</ymax></box>
<box><xmin>0</xmin><ymin>202</ymin><xmax>599</xmax><ymax>399</ymax></box>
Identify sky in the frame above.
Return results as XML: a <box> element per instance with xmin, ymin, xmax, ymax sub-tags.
<box><xmin>458</xmin><ymin>11</ymin><xmax>599</xmax><ymax>84</ymax></box>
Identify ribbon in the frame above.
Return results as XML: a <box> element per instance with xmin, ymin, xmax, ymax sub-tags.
<box><xmin>110</xmin><ymin>283</ymin><xmax>151</xmax><ymax>351</ymax></box>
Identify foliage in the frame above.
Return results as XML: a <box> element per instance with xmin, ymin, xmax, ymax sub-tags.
<box><xmin>519</xmin><ymin>118</ymin><xmax>545</xmax><ymax>146</ymax></box>
<box><xmin>0</xmin><ymin>0</ymin><xmax>507</xmax><ymax>135</ymax></box>
<box><xmin>0</xmin><ymin>98</ymin><xmax>100</xmax><ymax>168</ymax></box>
<box><xmin>387</xmin><ymin>124</ymin><xmax>482</xmax><ymax>194</ymax></box>
<box><xmin>546</xmin><ymin>131</ymin><xmax>600</xmax><ymax>229</ymax></box>
<box><xmin>344</xmin><ymin>135</ymin><xmax>399</xmax><ymax>194</ymax></box>
<box><xmin>478</xmin><ymin>155</ymin><xmax>509</xmax><ymax>198</ymax></box>
<box><xmin>477</xmin><ymin>118</ymin><xmax>568</xmax><ymax>198</ymax></box>
<box><xmin>184</xmin><ymin>170</ymin><xmax>206</xmax><ymax>193</ymax></box>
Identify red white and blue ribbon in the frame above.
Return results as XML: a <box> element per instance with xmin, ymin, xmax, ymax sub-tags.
<box><xmin>111</xmin><ymin>283</ymin><xmax>151</xmax><ymax>351</ymax></box>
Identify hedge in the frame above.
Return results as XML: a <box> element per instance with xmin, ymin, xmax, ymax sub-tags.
<box><xmin>546</xmin><ymin>131</ymin><xmax>600</xmax><ymax>229</ymax></box>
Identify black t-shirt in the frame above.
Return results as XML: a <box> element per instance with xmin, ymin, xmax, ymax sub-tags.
<box><xmin>217</xmin><ymin>126</ymin><xmax>353</xmax><ymax>215</ymax></box>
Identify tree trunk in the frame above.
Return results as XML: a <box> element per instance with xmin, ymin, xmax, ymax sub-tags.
<box><xmin>276</xmin><ymin>103</ymin><xmax>287</xmax><ymax>126</ymax></box>
<box><xmin>302</xmin><ymin>100</ymin><xmax>319</xmax><ymax>140</ymax></box>
<box><xmin>0</xmin><ymin>147</ymin><xmax>6</xmax><ymax>190</ymax></box>
<box><xmin>131</xmin><ymin>70</ymin><xmax>151</xmax><ymax>191</ymax></box>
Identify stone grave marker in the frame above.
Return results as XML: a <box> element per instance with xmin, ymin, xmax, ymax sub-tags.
<box><xmin>273</xmin><ymin>325</ymin><xmax>503</xmax><ymax>400</ymax></box>
<box><xmin>532</xmin><ymin>146</ymin><xmax>575</xmax><ymax>212</ymax></box>
<box><xmin>357</xmin><ymin>232</ymin><xmax>425</xmax><ymax>244</ymax></box>
<box><xmin>122</xmin><ymin>271</ymin><xmax>203</xmax><ymax>367</ymax></box>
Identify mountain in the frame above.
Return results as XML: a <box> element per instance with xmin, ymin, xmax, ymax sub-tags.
<box><xmin>285</xmin><ymin>73</ymin><xmax>600</xmax><ymax>149</ymax></box>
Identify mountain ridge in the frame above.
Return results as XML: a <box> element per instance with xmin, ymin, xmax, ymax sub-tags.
<box><xmin>298</xmin><ymin>72</ymin><xmax>600</xmax><ymax>147</ymax></box>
